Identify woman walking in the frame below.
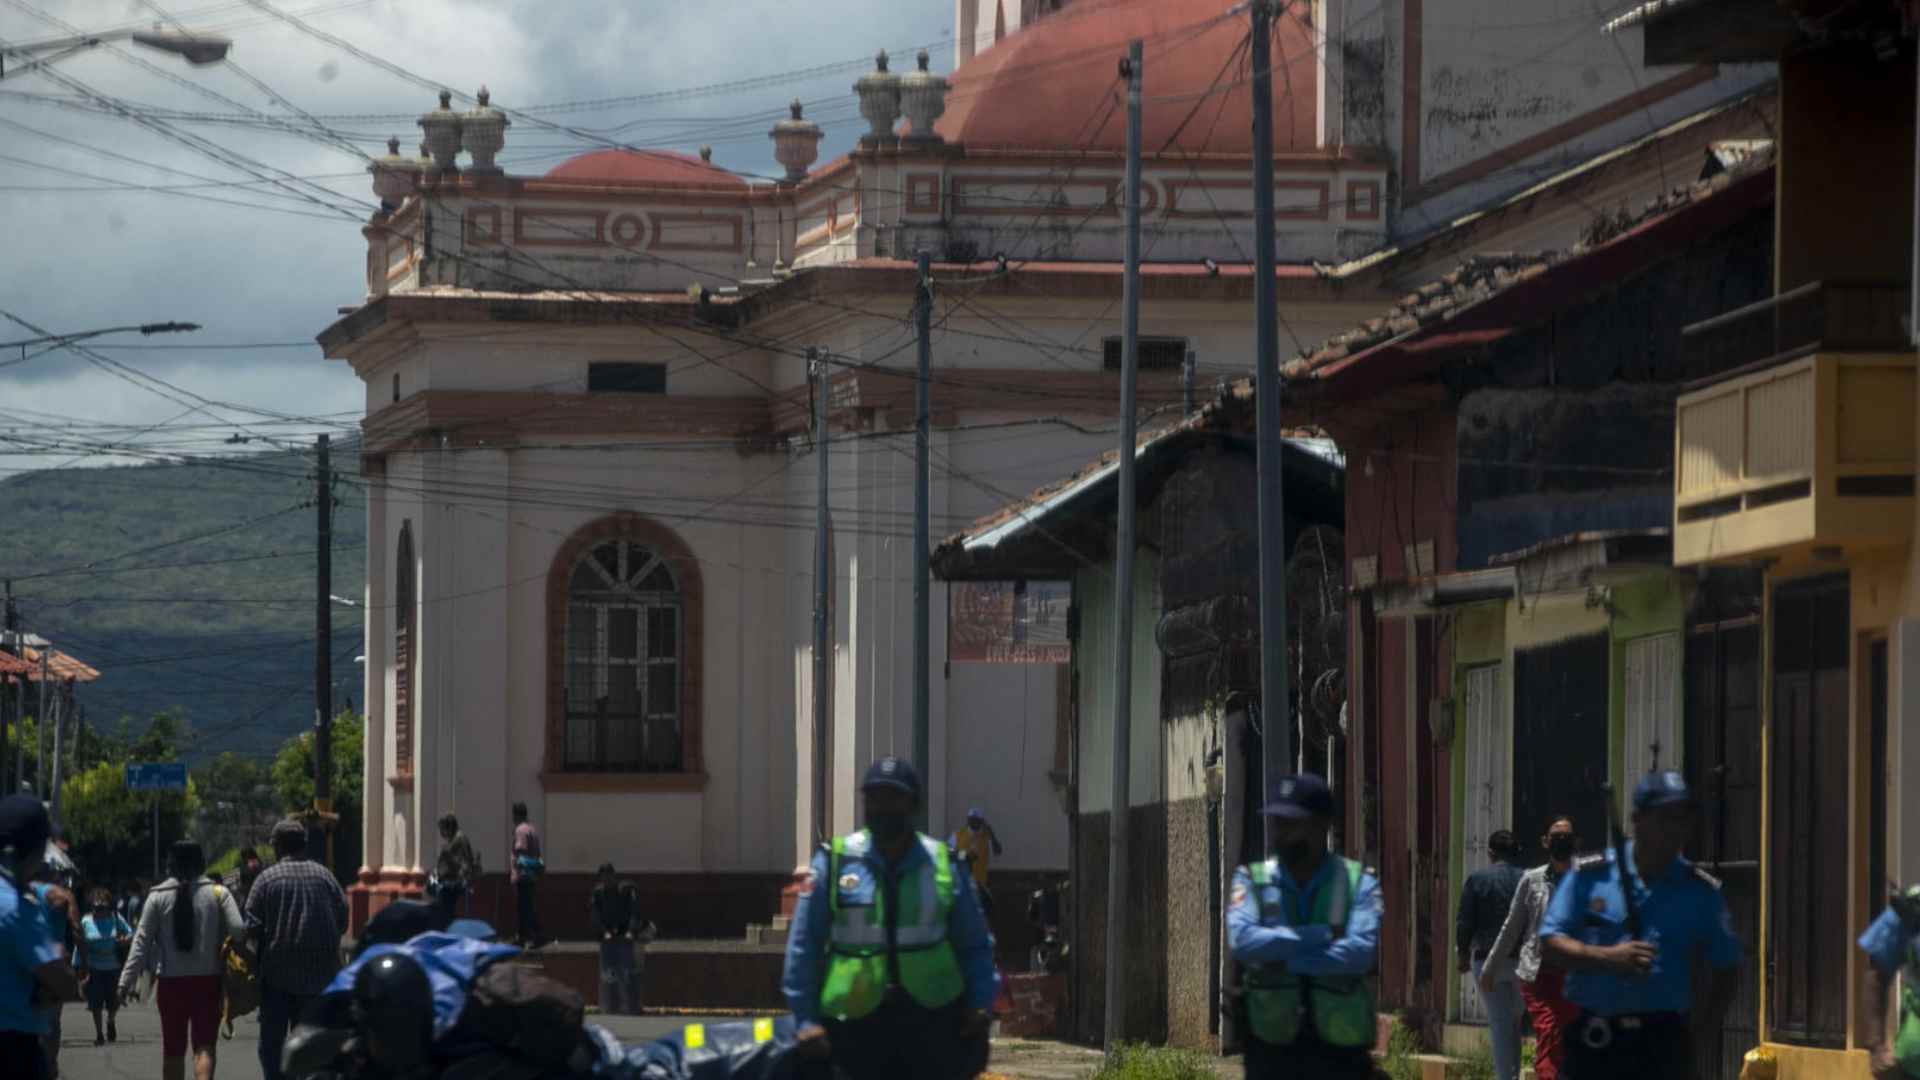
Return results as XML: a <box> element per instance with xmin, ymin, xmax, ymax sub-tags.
<box><xmin>120</xmin><ymin>842</ymin><xmax>248</xmax><ymax>1080</ymax></box>
<box><xmin>77</xmin><ymin>887</ymin><xmax>131</xmax><ymax>1045</ymax></box>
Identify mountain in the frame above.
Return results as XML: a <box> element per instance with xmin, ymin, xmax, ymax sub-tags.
<box><xmin>0</xmin><ymin>445</ymin><xmax>367</xmax><ymax>759</ymax></box>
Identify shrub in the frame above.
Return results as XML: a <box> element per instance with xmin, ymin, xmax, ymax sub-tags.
<box><xmin>1086</xmin><ymin>1043</ymin><xmax>1219</xmax><ymax>1080</ymax></box>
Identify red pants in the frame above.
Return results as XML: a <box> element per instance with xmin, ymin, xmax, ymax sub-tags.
<box><xmin>156</xmin><ymin>974</ymin><xmax>222</xmax><ymax>1058</ymax></box>
<box><xmin>1523</xmin><ymin>969</ymin><xmax>1580</xmax><ymax>1080</ymax></box>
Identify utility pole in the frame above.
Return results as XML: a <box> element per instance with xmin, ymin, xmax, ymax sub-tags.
<box><xmin>36</xmin><ymin>647</ymin><xmax>47</xmax><ymax>800</ymax></box>
<box><xmin>2</xmin><ymin>581</ymin><xmax>14</xmax><ymax>794</ymax></box>
<box><xmin>1104</xmin><ymin>38</ymin><xmax>1143</xmax><ymax>1051</ymax></box>
<box><xmin>1251</xmin><ymin>0</ymin><xmax>1293</xmax><ymax>831</ymax></box>
<box><xmin>313</xmin><ymin>434</ymin><xmax>335</xmax><ymax>868</ymax></box>
<box><xmin>913</xmin><ymin>248</ymin><xmax>932</xmax><ymax>831</ymax></box>
<box><xmin>46</xmin><ymin>688</ymin><xmax>63</xmax><ymax>829</ymax></box>
<box><xmin>810</xmin><ymin>347</ymin><xmax>832</xmax><ymax>845</ymax></box>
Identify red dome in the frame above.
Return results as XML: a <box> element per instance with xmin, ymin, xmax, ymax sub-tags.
<box><xmin>935</xmin><ymin>0</ymin><xmax>1320</xmax><ymax>155</ymax></box>
<box><xmin>543</xmin><ymin>149</ymin><xmax>747</xmax><ymax>187</ymax></box>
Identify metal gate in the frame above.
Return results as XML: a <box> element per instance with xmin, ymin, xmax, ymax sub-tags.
<box><xmin>1456</xmin><ymin>663</ymin><xmax>1506</xmax><ymax>1024</ymax></box>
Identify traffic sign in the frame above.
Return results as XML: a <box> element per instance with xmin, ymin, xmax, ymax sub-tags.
<box><xmin>125</xmin><ymin>763</ymin><xmax>187</xmax><ymax>793</ymax></box>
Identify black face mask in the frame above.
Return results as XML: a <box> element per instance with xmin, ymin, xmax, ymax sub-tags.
<box><xmin>869</xmin><ymin>812</ymin><xmax>912</xmax><ymax>845</ymax></box>
<box><xmin>1547</xmin><ymin>835</ymin><xmax>1575</xmax><ymax>861</ymax></box>
<box><xmin>1280</xmin><ymin>839</ymin><xmax>1316</xmax><ymax>866</ymax></box>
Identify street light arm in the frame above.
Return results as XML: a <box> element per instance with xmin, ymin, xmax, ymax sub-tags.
<box><xmin>0</xmin><ymin>322</ymin><xmax>202</xmax><ymax>349</ymax></box>
<box><xmin>0</xmin><ymin>29</ymin><xmax>230</xmax><ymax>80</ymax></box>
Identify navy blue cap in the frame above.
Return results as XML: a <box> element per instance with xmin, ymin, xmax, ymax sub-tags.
<box><xmin>1633</xmin><ymin>769</ymin><xmax>1695</xmax><ymax>811</ymax></box>
<box><xmin>1262</xmin><ymin>773</ymin><xmax>1335</xmax><ymax>820</ymax></box>
<box><xmin>861</xmin><ymin>756</ymin><xmax>922</xmax><ymax>797</ymax></box>
<box><xmin>0</xmin><ymin>794</ymin><xmax>50</xmax><ymax>858</ymax></box>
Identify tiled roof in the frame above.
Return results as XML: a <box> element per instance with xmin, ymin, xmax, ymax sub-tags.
<box><xmin>1285</xmin><ymin>143</ymin><xmax>1778</xmax><ymax>381</ymax></box>
<box><xmin>17</xmin><ymin>647</ymin><xmax>99</xmax><ymax>683</ymax></box>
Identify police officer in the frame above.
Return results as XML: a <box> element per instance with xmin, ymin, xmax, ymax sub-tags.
<box><xmin>780</xmin><ymin>756</ymin><xmax>998</xmax><ymax>1080</ymax></box>
<box><xmin>1539</xmin><ymin>770</ymin><xmax>1741</xmax><ymax>1079</ymax></box>
<box><xmin>1228</xmin><ymin>773</ymin><xmax>1381</xmax><ymax>1079</ymax></box>
<box><xmin>1857</xmin><ymin>882</ymin><xmax>1920</xmax><ymax>1079</ymax></box>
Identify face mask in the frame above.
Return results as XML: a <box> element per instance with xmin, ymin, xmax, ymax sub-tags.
<box><xmin>1548</xmin><ymin>835</ymin><xmax>1575</xmax><ymax>860</ymax></box>
<box><xmin>869</xmin><ymin>812</ymin><xmax>912</xmax><ymax>845</ymax></box>
<box><xmin>1281</xmin><ymin>839</ymin><xmax>1316</xmax><ymax>866</ymax></box>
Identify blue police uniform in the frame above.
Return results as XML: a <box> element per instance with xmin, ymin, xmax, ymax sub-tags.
<box><xmin>1537</xmin><ymin>771</ymin><xmax>1741</xmax><ymax>1079</ymax></box>
<box><xmin>779</xmin><ymin>757</ymin><xmax>998</xmax><ymax>1080</ymax></box>
<box><xmin>1228</xmin><ymin>773</ymin><xmax>1380</xmax><ymax>1080</ymax></box>
<box><xmin>1858</xmin><ymin>890</ymin><xmax>1920</xmax><ymax>1073</ymax></box>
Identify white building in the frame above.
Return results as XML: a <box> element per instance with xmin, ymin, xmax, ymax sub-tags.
<box><xmin>321</xmin><ymin>0</ymin><xmax>1771</xmax><ymax>937</ymax></box>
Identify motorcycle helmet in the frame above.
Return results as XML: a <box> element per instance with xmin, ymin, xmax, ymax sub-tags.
<box><xmin>351</xmin><ymin>952</ymin><xmax>435</xmax><ymax>1072</ymax></box>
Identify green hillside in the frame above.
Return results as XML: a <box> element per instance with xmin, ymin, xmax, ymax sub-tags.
<box><xmin>0</xmin><ymin>446</ymin><xmax>367</xmax><ymax>758</ymax></box>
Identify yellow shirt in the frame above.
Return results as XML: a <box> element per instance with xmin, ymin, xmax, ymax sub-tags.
<box><xmin>951</xmin><ymin>827</ymin><xmax>992</xmax><ymax>887</ymax></box>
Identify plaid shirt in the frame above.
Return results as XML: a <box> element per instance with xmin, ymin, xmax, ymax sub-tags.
<box><xmin>245</xmin><ymin>857</ymin><xmax>347</xmax><ymax>995</ymax></box>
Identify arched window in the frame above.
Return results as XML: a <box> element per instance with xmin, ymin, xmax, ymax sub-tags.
<box><xmin>562</xmin><ymin>538</ymin><xmax>684</xmax><ymax>772</ymax></box>
<box><xmin>394</xmin><ymin>522</ymin><xmax>414</xmax><ymax>778</ymax></box>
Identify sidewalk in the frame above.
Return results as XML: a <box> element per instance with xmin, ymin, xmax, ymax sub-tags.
<box><xmin>986</xmin><ymin>1036</ymin><xmax>1242</xmax><ymax>1080</ymax></box>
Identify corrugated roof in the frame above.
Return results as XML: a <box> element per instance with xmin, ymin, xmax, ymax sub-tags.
<box><xmin>1284</xmin><ymin>143</ymin><xmax>1778</xmax><ymax>383</ymax></box>
<box><xmin>18</xmin><ymin>647</ymin><xmax>100</xmax><ymax>683</ymax></box>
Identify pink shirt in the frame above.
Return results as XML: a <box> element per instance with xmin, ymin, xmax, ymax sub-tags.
<box><xmin>511</xmin><ymin>822</ymin><xmax>542</xmax><ymax>883</ymax></box>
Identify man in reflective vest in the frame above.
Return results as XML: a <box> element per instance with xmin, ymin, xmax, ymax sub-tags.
<box><xmin>781</xmin><ymin>756</ymin><xmax>998</xmax><ymax>1080</ymax></box>
<box><xmin>1228</xmin><ymin>772</ymin><xmax>1381</xmax><ymax>1079</ymax></box>
<box><xmin>1862</xmin><ymin>881</ymin><xmax>1920</xmax><ymax>1078</ymax></box>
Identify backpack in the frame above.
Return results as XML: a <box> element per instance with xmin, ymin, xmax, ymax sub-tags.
<box><xmin>452</xmin><ymin>961</ymin><xmax>586</xmax><ymax>1068</ymax></box>
<box><xmin>219</xmin><ymin>938</ymin><xmax>260</xmax><ymax>1037</ymax></box>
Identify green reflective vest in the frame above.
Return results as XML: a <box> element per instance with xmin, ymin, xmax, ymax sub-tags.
<box><xmin>1241</xmin><ymin>857</ymin><xmax>1375</xmax><ymax>1048</ymax></box>
<box><xmin>817</xmin><ymin>830</ymin><xmax>966</xmax><ymax>1021</ymax></box>
<box><xmin>1896</xmin><ymin>929</ymin><xmax>1920</xmax><ymax>1076</ymax></box>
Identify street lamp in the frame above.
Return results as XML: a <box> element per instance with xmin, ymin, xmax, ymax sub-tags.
<box><xmin>0</xmin><ymin>28</ymin><xmax>232</xmax><ymax>81</ymax></box>
<box><xmin>0</xmin><ymin>321</ymin><xmax>202</xmax><ymax>350</ymax></box>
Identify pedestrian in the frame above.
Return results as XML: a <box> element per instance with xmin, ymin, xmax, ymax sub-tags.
<box><xmin>948</xmin><ymin>808</ymin><xmax>1004</xmax><ymax>920</ymax></box>
<box><xmin>246</xmin><ymin>818</ymin><xmax>348</xmax><ymax>1080</ymax></box>
<box><xmin>782</xmin><ymin>755</ymin><xmax>998</xmax><ymax>1080</ymax></box>
<box><xmin>28</xmin><ymin>861</ymin><xmax>79</xmax><ymax>1078</ymax></box>
<box><xmin>1539</xmin><ymin>771</ymin><xmax>1741</xmax><ymax>1079</ymax></box>
<box><xmin>590</xmin><ymin>862</ymin><xmax>645</xmax><ymax>1015</ymax></box>
<box><xmin>1482</xmin><ymin>815</ymin><xmax>1582</xmax><ymax>1080</ymax></box>
<box><xmin>432</xmin><ymin>812</ymin><xmax>481</xmax><ymax>923</ymax></box>
<box><xmin>222</xmin><ymin>846</ymin><xmax>264</xmax><ymax>912</ymax></box>
<box><xmin>119</xmin><ymin>881</ymin><xmax>144</xmax><ymax>934</ymax></box>
<box><xmin>1228</xmin><ymin>773</ymin><xmax>1381</xmax><ymax>1079</ymax></box>
<box><xmin>1856</xmin><ymin>881</ymin><xmax>1920</xmax><ymax>1079</ymax></box>
<box><xmin>76</xmin><ymin>886</ymin><xmax>132</xmax><ymax>1046</ymax></box>
<box><xmin>1456</xmin><ymin>829</ymin><xmax>1527</xmax><ymax>1080</ymax></box>
<box><xmin>120</xmin><ymin>841</ymin><xmax>248</xmax><ymax>1080</ymax></box>
<box><xmin>510</xmin><ymin>802</ymin><xmax>546</xmax><ymax>948</ymax></box>
<box><xmin>0</xmin><ymin>796</ymin><xmax>79</xmax><ymax>1080</ymax></box>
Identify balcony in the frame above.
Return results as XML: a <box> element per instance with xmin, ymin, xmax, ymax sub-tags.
<box><xmin>1673</xmin><ymin>336</ymin><xmax>1915</xmax><ymax>567</ymax></box>
<box><xmin>1679</xmin><ymin>280</ymin><xmax>1911</xmax><ymax>380</ymax></box>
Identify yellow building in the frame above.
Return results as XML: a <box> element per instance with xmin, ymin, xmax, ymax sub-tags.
<box><xmin>1643</xmin><ymin>2</ymin><xmax>1920</xmax><ymax>1076</ymax></box>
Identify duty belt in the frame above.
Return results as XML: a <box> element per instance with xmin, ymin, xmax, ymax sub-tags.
<box><xmin>1579</xmin><ymin>1012</ymin><xmax>1682</xmax><ymax>1050</ymax></box>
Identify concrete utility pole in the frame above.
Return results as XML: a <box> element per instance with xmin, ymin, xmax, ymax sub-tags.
<box><xmin>1104</xmin><ymin>38</ymin><xmax>1143</xmax><ymax>1050</ymax></box>
<box><xmin>2</xmin><ymin>581</ymin><xmax>14</xmax><ymax>793</ymax></box>
<box><xmin>314</xmin><ymin>434</ymin><xmax>335</xmax><ymax>866</ymax></box>
<box><xmin>913</xmin><ymin>249</ymin><xmax>933</xmax><ymax>831</ymax></box>
<box><xmin>810</xmin><ymin>347</ymin><xmax>832</xmax><ymax>844</ymax></box>
<box><xmin>46</xmin><ymin>689</ymin><xmax>62</xmax><ymax>829</ymax></box>
<box><xmin>1251</xmin><ymin>0</ymin><xmax>1293</xmax><ymax>833</ymax></box>
<box><xmin>36</xmin><ymin>647</ymin><xmax>47</xmax><ymax>799</ymax></box>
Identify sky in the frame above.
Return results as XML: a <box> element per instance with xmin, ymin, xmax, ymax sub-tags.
<box><xmin>0</xmin><ymin>0</ymin><xmax>955</xmax><ymax>476</ymax></box>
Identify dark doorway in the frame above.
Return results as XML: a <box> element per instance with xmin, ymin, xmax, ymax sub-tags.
<box><xmin>1512</xmin><ymin>633</ymin><xmax>1611</xmax><ymax>864</ymax></box>
<box><xmin>1685</xmin><ymin>586</ymin><xmax>1762</xmax><ymax>1080</ymax></box>
<box><xmin>1768</xmin><ymin>574</ymin><xmax>1850</xmax><ymax>1047</ymax></box>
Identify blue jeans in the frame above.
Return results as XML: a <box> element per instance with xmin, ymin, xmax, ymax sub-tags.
<box><xmin>1473</xmin><ymin>958</ymin><xmax>1524</xmax><ymax>1080</ymax></box>
<box><xmin>258</xmin><ymin>986</ymin><xmax>313</xmax><ymax>1080</ymax></box>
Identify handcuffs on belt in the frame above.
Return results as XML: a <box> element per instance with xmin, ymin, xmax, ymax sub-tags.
<box><xmin>1579</xmin><ymin>1013</ymin><xmax>1647</xmax><ymax>1050</ymax></box>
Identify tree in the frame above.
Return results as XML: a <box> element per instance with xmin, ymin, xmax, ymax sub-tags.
<box><xmin>272</xmin><ymin>711</ymin><xmax>363</xmax><ymax>883</ymax></box>
<box><xmin>194</xmin><ymin>752</ymin><xmax>277</xmax><ymax>868</ymax></box>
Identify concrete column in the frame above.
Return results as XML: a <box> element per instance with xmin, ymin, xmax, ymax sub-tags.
<box><xmin>360</xmin><ymin>463</ymin><xmax>389</xmax><ymax>883</ymax></box>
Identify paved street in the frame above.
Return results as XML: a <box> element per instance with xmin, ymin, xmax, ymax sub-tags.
<box><xmin>53</xmin><ymin>1003</ymin><xmax>728</xmax><ymax>1080</ymax></box>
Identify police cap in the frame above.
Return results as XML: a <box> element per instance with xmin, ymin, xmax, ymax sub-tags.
<box><xmin>860</xmin><ymin>756</ymin><xmax>922</xmax><ymax>797</ymax></box>
<box><xmin>1262</xmin><ymin>773</ymin><xmax>1335</xmax><ymax>820</ymax></box>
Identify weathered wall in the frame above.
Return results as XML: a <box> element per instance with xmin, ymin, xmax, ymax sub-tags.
<box><xmin>1070</xmin><ymin>804</ymin><xmax>1170</xmax><ymax>1047</ymax></box>
<box><xmin>1776</xmin><ymin>47</ymin><xmax>1915</xmax><ymax>292</ymax></box>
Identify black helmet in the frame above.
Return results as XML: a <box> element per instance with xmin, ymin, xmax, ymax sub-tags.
<box><xmin>350</xmin><ymin>952</ymin><xmax>434</xmax><ymax>1071</ymax></box>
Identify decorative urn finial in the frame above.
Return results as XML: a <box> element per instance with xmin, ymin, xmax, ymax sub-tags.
<box><xmin>770</xmin><ymin>98</ymin><xmax>825</xmax><ymax>182</ymax></box>
<box><xmin>854</xmin><ymin>50</ymin><xmax>902</xmax><ymax>148</ymax></box>
<box><xmin>899</xmin><ymin>49</ymin><xmax>950</xmax><ymax>145</ymax></box>
<box><xmin>417</xmin><ymin>89</ymin><xmax>463</xmax><ymax>177</ymax></box>
<box><xmin>369</xmin><ymin>135</ymin><xmax>419</xmax><ymax>210</ymax></box>
<box><xmin>461</xmin><ymin>85</ymin><xmax>510</xmax><ymax>175</ymax></box>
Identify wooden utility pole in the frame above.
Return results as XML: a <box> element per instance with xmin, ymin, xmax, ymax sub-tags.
<box><xmin>1104</xmin><ymin>38</ymin><xmax>1143</xmax><ymax>1050</ymax></box>
<box><xmin>1251</xmin><ymin>0</ymin><xmax>1293</xmax><ymax>831</ymax></box>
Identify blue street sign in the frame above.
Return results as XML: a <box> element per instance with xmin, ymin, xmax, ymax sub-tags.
<box><xmin>125</xmin><ymin>763</ymin><xmax>187</xmax><ymax>793</ymax></box>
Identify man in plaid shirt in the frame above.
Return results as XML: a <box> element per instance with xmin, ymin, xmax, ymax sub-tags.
<box><xmin>246</xmin><ymin>819</ymin><xmax>347</xmax><ymax>1080</ymax></box>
